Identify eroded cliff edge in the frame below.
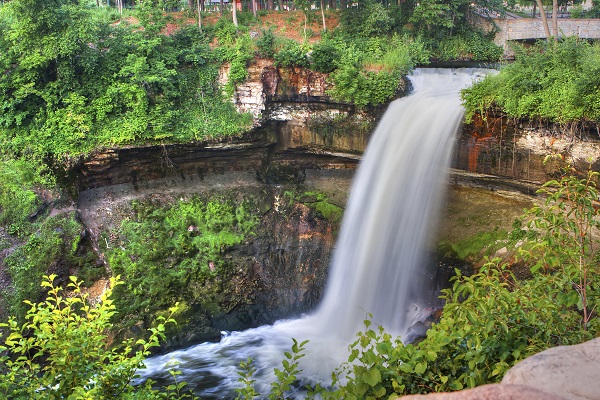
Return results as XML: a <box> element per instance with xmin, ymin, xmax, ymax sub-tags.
<box><xmin>71</xmin><ymin>61</ymin><xmax>600</xmax><ymax>349</ymax></box>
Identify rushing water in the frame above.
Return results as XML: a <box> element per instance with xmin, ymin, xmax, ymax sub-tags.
<box><xmin>139</xmin><ymin>68</ymin><xmax>489</xmax><ymax>398</ymax></box>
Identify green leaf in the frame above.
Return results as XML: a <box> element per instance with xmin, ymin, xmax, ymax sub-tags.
<box><xmin>414</xmin><ymin>361</ymin><xmax>427</xmax><ymax>375</ymax></box>
<box><xmin>363</xmin><ymin>368</ymin><xmax>382</xmax><ymax>387</ymax></box>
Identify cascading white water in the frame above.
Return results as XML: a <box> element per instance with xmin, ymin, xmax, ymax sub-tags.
<box><xmin>312</xmin><ymin>68</ymin><xmax>485</xmax><ymax>340</ymax></box>
<box><xmin>139</xmin><ymin>68</ymin><xmax>489</xmax><ymax>398</ymax></box>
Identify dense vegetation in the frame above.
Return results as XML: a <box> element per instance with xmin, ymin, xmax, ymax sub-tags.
<box><xmin>106</xmin><ymin>196</ymin><xmax>259</xmax><ymax>334</ymax></box>
<box><xmin>0</xmin><ymin>0</ymin><xmax>506</xmax><ymax>325</ymax></box>
<box><xmin>462</xmin><ymin>38</ymin><xmax>600</xmax><ymax>125</ymax></box>
<box><xmin>2</xmin><ymin>0</ymin><xmax>600</xmax><ymax>398</ymax></box>
<box><xmin>237</xmin><ymin>167</ymin><xmax>600</xmax><ymax>398</ymax></box>
<box><xmin>0</xmin><ymin>0</ymin><xmax>253</xmax><ymax>161</ymax></box>
<box><xmin>0</xmin><ymin>275</ymin><xmax>194</xmax><ymax>399</ymax></box>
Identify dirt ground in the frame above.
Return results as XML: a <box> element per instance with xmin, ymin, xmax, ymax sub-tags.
<box><xmin>164</xmin><ymin>9</ymin><xmax>340</xmax><ymax>43</ymax></box>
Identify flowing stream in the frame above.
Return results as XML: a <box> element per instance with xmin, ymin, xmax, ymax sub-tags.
<box><xmin>139</xmin><ymin>68</ymin><xmax>489</xmax><ymax>398</ymax></box>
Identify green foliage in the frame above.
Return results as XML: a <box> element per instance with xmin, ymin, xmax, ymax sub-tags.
<box><xmin>0</xmin><ymin>159</ymin><xmax>49</xmax><ymax>237</ymax></box>
<box><xmin>107</xmin><ymin>196</ymin><xmax>258</xmax><ymax>328</ymax></box>
<box><xmin>274</xmin><ymin>40</ymin><xmax>310</xmax><ymax>69</ymax></box>
<box><xmin>285</xmin><ymin>191</ymin><xmax>344</xmax><ymax>225</ymax></box>
<box><xmin>0</xmin><ymin>0</ymin><xmax>252</xmax><ymax>160</ymax></box>
<box><xmin>256</xmin><ymin>28</ymin><xmax>276</xmax><ymax>59</ymax></box>
<box><xmin>0</xmin><ymin>274</ymin><xmax>178</xmax><ymax>399</ymax></box>
<box><xmin>5</xmin><ymin>213</ymin><xmax>83</xmax><ymax>323</ymax></box>
<box><xmin>269</xmin><ymin>339</ymin><xmax>309</xmax><ymax>400</ymax></box>
<box><xmin>310</xmin><ymin>40</ymin><xmax>340</xmax><ymax>73</ymax></box>
<box><xmin>462</xmin><ymin>38</ymin><xmax>600</xmax><ymax>123</ymax></box>
<box><xmin>511</xmin><ymin>166</ymin><xmax>600</xmax><ymax>328</ymax></box>
<box><xmin>235</xmin><ymin>358</ymin><xmax>259</xmax><ymax>400</ymax></box>
<box><xmin>409</xmin><ymin>0</ymin><xmax>505</xmax><ymax>39</ymax></box>
<box><xmin>439</xmin><ymin>228</ymin><xmax>507</xmax><ymax>261</ymax></box>
<box><xmin>339</xmin><ymin>1</ymin><xmax>395</xmax><ymax>38</ymax></box>
<box><xmin>327</xmin><ymin>34</ymin><xmax>428</xmax><ymax>107</ymax></box>
<box><xmin>434</xmin><ymin>33</ymin><xmax>503</xmax><ymax>62</ymax></box>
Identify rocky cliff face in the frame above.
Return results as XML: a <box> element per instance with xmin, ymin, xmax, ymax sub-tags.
<box><xmin>72</xmin><ymin>61</ymin><xmax>600</xmax><ymax>349</ymax></box>
<box><xmin>455</xmin><ymin>113</ymin><xmax>600</xmax><ymax>183</ymax></box>
<box><xmin>78</xmin><ymin>61</ymin><xmax>600</xmax><ymax>192</ymax></box>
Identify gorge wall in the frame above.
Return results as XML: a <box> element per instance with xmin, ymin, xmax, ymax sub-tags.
<box><xmin>73</xmin><ymin>61</ymin><xmax>600</xmax><ymax>349</ymax></box>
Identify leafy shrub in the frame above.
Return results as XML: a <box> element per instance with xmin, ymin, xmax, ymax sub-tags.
<box><xmin>0</xmin><ymin>275</ymin><xmax>184</xmax><ymax>399</ymax></box>
<box><xmin>311</xmin><ymin>40</ymin><xmax>340</xmax><ymax>73</ymax></box>
<box><xmin>435</xmin><ymin>33</ymin><xmax>502</xmax><ymax>61</ymax></box>
<box><xmin>328</xmin><ymin>35</ymin><xmax>422</xmax><ymax>107</ymax></box>
<box><xmin>256</xmin><ymin>28</ymin><xmax>276</xmax><ymax>59</ymax></box>
<box><xmin>107</xmin><ymin>196</ymin><xmax>258</xmax><ymax>327</ymax></box>
<box><xmin>274</xmin><ymin>40</ymin><xmax>309</xmax><ymax>68</ymax></box>
<box><xmin>462</xmin><ymin>38</ymin><xmax>600</xmax><ymax>123</ymax></box>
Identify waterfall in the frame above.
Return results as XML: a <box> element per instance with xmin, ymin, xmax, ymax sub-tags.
<box><xmin>139</xmin><ymin>68</ymin><xmax>489</xmax><ymax>398</ymax></box>
<box><xmin>312</xmin><ymin>68</ymin><xmax>484</xmax><ymax>340</ymax></box>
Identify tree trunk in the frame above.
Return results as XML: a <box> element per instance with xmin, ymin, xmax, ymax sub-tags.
<box><xmin>278</xmin><ymin>0</ymin><xmax>284</xmax><ymax>10</ymax></box>
<box><xmin>552</xmin><ymin>0</ymin><xmax>559</xmax><ymax>42</ymax></box>
<box><xmin>532</xmin><ymin>0</ymin><xmax>536</xmax><ymax>18</ymax></box>
<box><xmin>233</xmin><ymin>0</ymin><xmax>238</xmax><ymax>26</ymax></box>
<box><xmin>188</xmin><ymin>0</ymin><xmax>194</xmax><ymax>10</ymax></box>
<box><xmin>197</xmin><ymin>0</ymin><xmax>203</xmax><ymax>32</ymax></box>
<box><xmin>267</xmin><ymin>0</ymin><xmax>274</xmax><ymax>10</ymax></box>
<box><xmin>252</xmin><ymin>0</ymin><xmax>257</xmax><ymax>17</ymax></box>
<box><xmin>535</xmin><ymin>0</ymin><xmax>552</xmax><ymax>39</ymax></box>
<box><xmin>220</xmin><ymin>0</ymin><xmax>224</xmax><ymax>15</ymax></box>
<box><xmin>320</xmin><ymin>0</ymin><xmax>327</xmax><ymax>32</ymax></box>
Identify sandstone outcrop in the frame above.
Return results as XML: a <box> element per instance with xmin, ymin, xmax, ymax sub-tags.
<box><xmin>502</xmin><ymin>337</ymin><xmax>600</xmax><ymax>400</ymax></box>
<box><xmin>400</xmin><ymin>384</ymin><xmax>566</xmax><ymax>400</ymax></box>
<box><xmin>399</xmin><ymin>338</ymin><xmax>600</xmax><ymax>400</ymax></box>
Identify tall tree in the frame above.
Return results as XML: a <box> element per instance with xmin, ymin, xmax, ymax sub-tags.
<box><xmin>197</xmin><ymin>0</ymin><xmax>202</xmax><ymax>31</ymax></box>
<box><xmin>535</xmin><ymin>0</ymin><xmax>552</xmax><ymax>39</ymax></box>
<box><xmin>233</xmin><ymin>0</ymin><xmax>238</xmax><ymax>26</ymax></box>
<box><xmin>320</xmin><ymin>0</ymin><xmax>327</xmax><ymax>31</ymax></box>
<box><xmin>552</xmin><ymin>0</ymin><xmax>559</xmax><ymax>42</ymax></box>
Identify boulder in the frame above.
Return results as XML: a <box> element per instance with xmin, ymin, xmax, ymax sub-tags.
<box><xmin>502</xmin><ymin>337</ymin><xmax>600</xmax><ymax>400</ymax></box>
<box><xmin>399</xmin><ymin>384</ymin><xmax>565</xmax><ymax>400</ymax></box>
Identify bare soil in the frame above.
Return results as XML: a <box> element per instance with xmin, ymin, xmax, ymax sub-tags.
<box><xmin>164</xmin><ymin>9</ymin><xmax>340</xmax><ymax>43</ymax></box>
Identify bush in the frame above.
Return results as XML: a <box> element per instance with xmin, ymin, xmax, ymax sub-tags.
<box><xmin>310</xmin><ymin>40</ymin><xmax>340</xmax><ymax>73</ymax></box>
<box><xmin>274</xmin><ymin>40</ymin><xmax>309</xmax><ymax>69</ymax></box>
<box><xmin>106</xmin><ymin>196</ymin><xmax>258</xmax><ymax>328</ymax></box>
<box><xmin>256</xmin><ymin>28</ymin><xmax>276</xmax><ymax>59</ymax></box>
<box><xmin>462</xmin><ymin>38</ymin><xmax>600</xmax><ymax>123</ymax></box>
<box><xmin>328</xmin><ymin>35</ymin><xmax>423</xmax><ymax>107</ymax></box>
<box><xmin>0</xmin><ymin>275</ymin><xmax>180</xmax><ymax>399</ymax></box>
